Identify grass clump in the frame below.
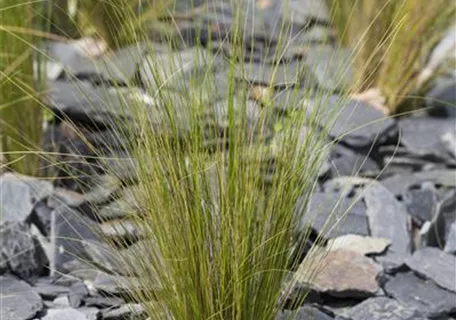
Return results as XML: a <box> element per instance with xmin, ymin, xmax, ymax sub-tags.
<box><xmin>327</xmin><ymin>0</ymin><xmax>456</xmax><ymax>112</ymax></box>
<box><xmin>84</xmin><ymin>3</ymin><xmax>334</xmax><ymax>319</ymax></box>
<box><xmin>0</xmin><ymin>0</ymin><xmax>46</xmax><ymax>176</ymax></box>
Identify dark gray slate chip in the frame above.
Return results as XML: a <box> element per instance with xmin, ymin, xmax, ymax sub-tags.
<box><xmin>308</xmin><ymin>96</ymin><xmax>396</xmax><ymax>148</ymax></box>
<box><xmin>303</xmin><ymin>46</ymin><xmax>354</xmax><ymax>92</ymax></box>
<box><xmin>32</xmin><ymin>277</ymin><xmax>71</xmax><ymax>300</ymax></box>
<box><xmin>422</xmin><ymin>189</ymin><xmax>456</xmax><ymax>249</ymax></box>
<box><xmin>53</xmin><ymin>206</ymin><xmax>101</xmax><ymax>273</ymax></box>
<box><xmin>338</xmin><ymin>297</ymin><xmax>426</xmax><ymax>320</ymax></box>
<box><xmin>28</xmin><ymin>200</ymin><xmax>53</xmax><ymax>237</ymax></box>
<box><xmin>297</xmin><ymin>191</ymin><xmax>369</xmax><ymax>239</ymax></box>
<box><xmin>383</xmin><ymin>271</ymin><xmax>456</xmax><ymax>318</ymax></box>
<box><xmin>280</xmin><ymin>0</ymin><xmax>329</xmax><ymax>25</ymax></box>
<box><xmin>0</xmin><ymin>275</ymin><xmax>43</xmax><ymax>320</ymax></box>
<box><xmin>0</xmin><ymin>221</ymin><xmax>48</xmax><ymax>279</ymax></box>
<box><xmin>68</xmin><ymin>282</ymin><xmax>89</xmax><ymax>308</ymax></box>
<box><xmin>235</xmin><ymin>60</ymin><xmax>315</xmax><ymax>88</ymax></box>
<box><xmin>444</xmin><ymin>221</ymin><xmax>456</xmax><ymax>254</ymax></box>
<box><xmin>403</xmin><ymin>182</ymin><xmax>438</xmax><ymax>225</ymax></box>
<box><xmin>102</xmin><ymin>303</ymin><xmax>146</xmax><ymax>320</ymax></box>
<box><xmin>277</xmin><ymin>306</ymin><xmax>334</xmax><ymax>320</ymax></box>
<box><xmin>398</xmin><ymin>113</ymin><xmax>456</xmax><ymax>160</ymax></box>
<box><xmin>47</xmin><ymin>40</ymin><xmax>147</xmax><ymax>84</ymax></box>
<box><xmin>0</xmin><ymin>173</ymin><xmax>53</xmax><ymax>225</ymax></box>
<box><xmin>84</xmin><ymin>295</ymin><xmax>124</xmax><ymax>308</ymax></box>
<box><xmin>328</xmin><ymin>144</ymin><xmax>379</xmax><ymax>178</ymax></box>
<box><xmin>363</xmin><ymin>183</ymin><xmax>411</xmax><ymax>260</ymax></box>
<box><xmin>405</xmin><ymin>247</ymin><xmax>456</xmax><ymax>292</ymax></box>
<box><xmin>381</xmin><ymin>169</ymin><xmax>456</xmax><ymax>196</ymax></box>
<box><xmin>427</xmin><ymin>80</ymin><xmax>456</xmax><ymax>118</ymax></box>
<box><xmin>46</xmin><ymin>81</ymin><xmax>155</xmax><ymax>128</ymax></box>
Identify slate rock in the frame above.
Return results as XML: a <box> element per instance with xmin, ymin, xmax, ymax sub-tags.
<box><xmin>32</xmin><ymin>277</ymin><xmax>71</xmax><ymax>300</ymax></box>
<box><xmin>427</xmin><ymin>80</ymin><xmax>456</xmax><ymax>118</ymax></box>
<box><xmin>140</xmin><ymin>47</ymin><xmax>213</xmax><ymax>90</ymax></box>
<box><xmin>277</xmin><ymin>306</ymin><xmax>334</xmax><ymax>320</ymax></box>
<box><xmin>47</xmin><ymin>40</ymin><xmax>146</xmax><ymax>84</ymax></box>
<box><xmin>441</xmin><ymin>131</ymin><xmax>456</xmax><ymax>158</ymax></box>
<box><xmin>0</xmin><ymin>275</ymin><xmax>43</xmax><ymax>320</ymax></box>
<box><xmin>235</xmin><ymin>60</ymin><xmax>316</xmax><ymax>88</ymax></box>
<box><xmin>398</xmin><ymin>114</ymin><xmax>456</xmax><ymax>160</ymax></box>
<box><xmin>42</xmin><ymin>308</ymin><xmax>93</xmax><ymax>320</ymax></box>
<box><xmin>381</xmin><ymin>169</ymin><xmax>456</xmax><ymax>196</ymax></box>
<box><xmin>327</xmin><ymin>235</ymin><xmax>390</xmax><ymax>256</ymax></box>
<box><xmin>77</xmin><ymin>307</ymin><xmax>102</xmax><ymax>320</ymax></box>
<box><xmin>0</xmin><ymin>221</ymin><xmax>49</xmax><ymax>279</ymax></box>
<box><xmin>403</xmin><ymin>182</ymin><xmax>438</xmax><ymax>226</ymax></box>
<box><xmin>100</xmin><ymin>219</ymin><xmax>142</xmax><ymax>244</ymax></box>
<box><xmin>383</xmin><ymin>271</ymin><xmax>456</xmax><ymax>318</ymax></box>
<box><xmin>303</xmin><ymin>46</ymin><xmax>354</xmax><ymax>92</ymax></box>
<box><xmin>405</xmin><ymin>247</ymin><xmax>456</xmax><ymax>292</ymax></box>
<box><xmin>47</xmin><ymin>188</ymin><xmax>86</xmax><ymax>209</ymax></box>
<box><xmin>338</xmin><ymin>297</ymin><xmax>426</xmax><ymax>320</ymax></box>
<box><xmin>83</xmin><ymin>174</ymin><xmax>122</xmax><ymax>206</ymax></box>
<box><xmin>444</xmin><ymin>221</ymin><xmax>456</xmax><ymax>254</ymax></box>
<box><xmin>53</xmin><ymin>295</ymin><xmax>71</xmax><ymax>307</ymax></box>
<box><xmin>280</xmin><ymin>0</ymin><xmax>329</xmax><ymax>26</ymax></box>
<box><xmin>294</xmin><ymin>249</ymin><xmax>381</xmax><ymax>298</ymax></box>
<box><xmin>27</xmin><ymin>200</ymin><xmax>53</xmax><ymax>237</ymax></box>
<box><xmin>84</xmin><ymin>295</ymin><xmax>124</xmax><ymax>308</ymax></box>
<box><xmin>364</xmin><ymin>182</ymin><xmax>411</xmax><ymax>264</ymax></box>
<box><xmin>296</xmin><ymin>191</ymin><xmax>369</xmax><ymax>239</ymax></box>
<box><xmin>102</xmin><ymin>303</ymin><xmax>146</xmax><ymax>320</ymax></box>
<box><xmin>421</xmin><ymin>189</ymin><xmax>456</xmax><ymax>249</ymax></box>
<box><xmin>0</xmin><ymin>173</ymin><xmax>53</xmax><ymax>225</ymax></box>
<box><xmin>328</xmin><ymin>144</ymin><xmax>379</xmax><ymax>178</ymax></box>
<box><xmin>68</xmin><ymin>282</ymin><xmax>89</xmax><ymax>308</ymax></box>
<box><xmin>91</xmin><ymin>272</ymin><xmax>141</xmax><ymax>296</ymax></box>
<box><xmin>308</xmin><ymin>96</ymin><xmax>396</xmax><ymax>148</ymax></box>
<box><xmin>46</xmin><ymin>81</ymin><xmax>156</xmax><ymax>129</ymax></box>
<box><xmin>52</xmin><ymin>206</ymin><xmax>101</xmax><ymax>273</ymax></box>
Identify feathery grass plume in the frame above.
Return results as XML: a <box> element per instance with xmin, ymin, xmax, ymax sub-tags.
<box><xmin>76</xmin><ymin>0</ymin><xmax>171</xmax><ymax>49</ymax></box>
<box><xmin>327</xmin><ymin>0</ymin><xmax>456</xmax><ymax>113</ymax></box>
<box><xmin>0</xmin><ymin>0</ymin><xmax>384</xmax><ymax>319</ymax></box>
<box><xmin>50</xmin><ymin>0</ymin><xmax>81</xmax><ymax>38</ymax></box>
<box><xmin>78</xmin><ymin>1</ymin><xmax>346</xmax><ymax>319</ymax></box>
<box><xmin>0</xmin><ymin>0</ymin><xmax>47</xmax><ymax>176</ymax></box>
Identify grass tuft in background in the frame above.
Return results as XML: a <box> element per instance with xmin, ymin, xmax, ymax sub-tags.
<box><xmin>327</xmin><ymin>0</ymin><xmax>456</xmax><ymax>113</ymax></box>
<box><xmin>0</xmin><ymin>0</ymin><xmax>48</xmax><ymax>176</ymax></box>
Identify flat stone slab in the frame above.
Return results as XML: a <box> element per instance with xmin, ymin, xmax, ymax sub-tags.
<box><xmin>403</xmin><ymin>182</ymin><xmax>438</xmax><ymax>225</ymax></box>
<box><xmin>0</xmin><ymin>275</ymin><xmax>43</xmax><ymax>320</ymax></box>
<box><xmin>277</xmin><ymin>306</ymin><xmax>334</xmax><ymax>320</ymax></box>
<box><xmin>398</xmin><ymin>113</ymin><xmax>456</xmax><ymax>159</ymax></box>
<box><xmin>363</xmin><ymin>182</ymin><xmax>411</xmax><ymax>260</ymax></box>
<box><xmin>327</xmin><ymin>234</ymin><xmax>390</xmax><ymax>256</ymax></box>
<box><xmin>307</xmin><ymin>96</ymin><xmax>396</xmax><ymax>148</ymax></box>
<box><xmin>381</xmin><ymin>169</ymin><xmax>456</xmax><ymax>196</ymax></box>
<box><xmin>295</xmin><ymin>249</ymin><xmax>381</xmax><ymax>298</ymax></box>
<box><xmin>297</xmin><ymin>191</ymin><xmax>369</xmax><ymax>239</ymax></box>
<box><xmin>338</xmin><ymin>297</ymin><xmax>426</xmax><ymax>320</ymax></box>
<box><xmin>405</xmin><ymin>247</ymin><xmax>456</xmax><ymax>292</ymax></box>
<box><xmin>0</xmin><ymin>221</ymin><xmax>48</xmax><ymax>279</ymax></box>
<box><xmin>0</xmin><ymin>173</ymin><xmax>53</xmax><ymax>225</ymax></box>
<box><xmin>383</xmin><ymin>271</ymin><xmax>456</xmax><ymax>318</ymax></box>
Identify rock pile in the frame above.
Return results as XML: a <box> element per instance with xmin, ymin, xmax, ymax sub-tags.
<box><xmin>1</xmin><ymin>1</ymin><xmax>455</xmax><ymax>319</ymax></box>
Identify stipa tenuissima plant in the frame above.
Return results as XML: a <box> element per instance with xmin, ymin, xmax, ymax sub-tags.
<box><xmin>327</xmin><ymin>0</ymin><xmax>456</xmax><ymax>113</ymax></box>
<box><xmin>76</xmin><ymin>1</ymin><xmax>338</xmax><ymax>319</ymax></box>
<box><xmin>0</xmin><ymin>0</ymin><xmax>48</xmax><ymax>176</ymax></box>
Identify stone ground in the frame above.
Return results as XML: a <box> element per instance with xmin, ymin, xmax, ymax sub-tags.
<box><xmin>1</xmin><ymin>1</ymin><xmax>456</xmax><ymax>319</ymax></box>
